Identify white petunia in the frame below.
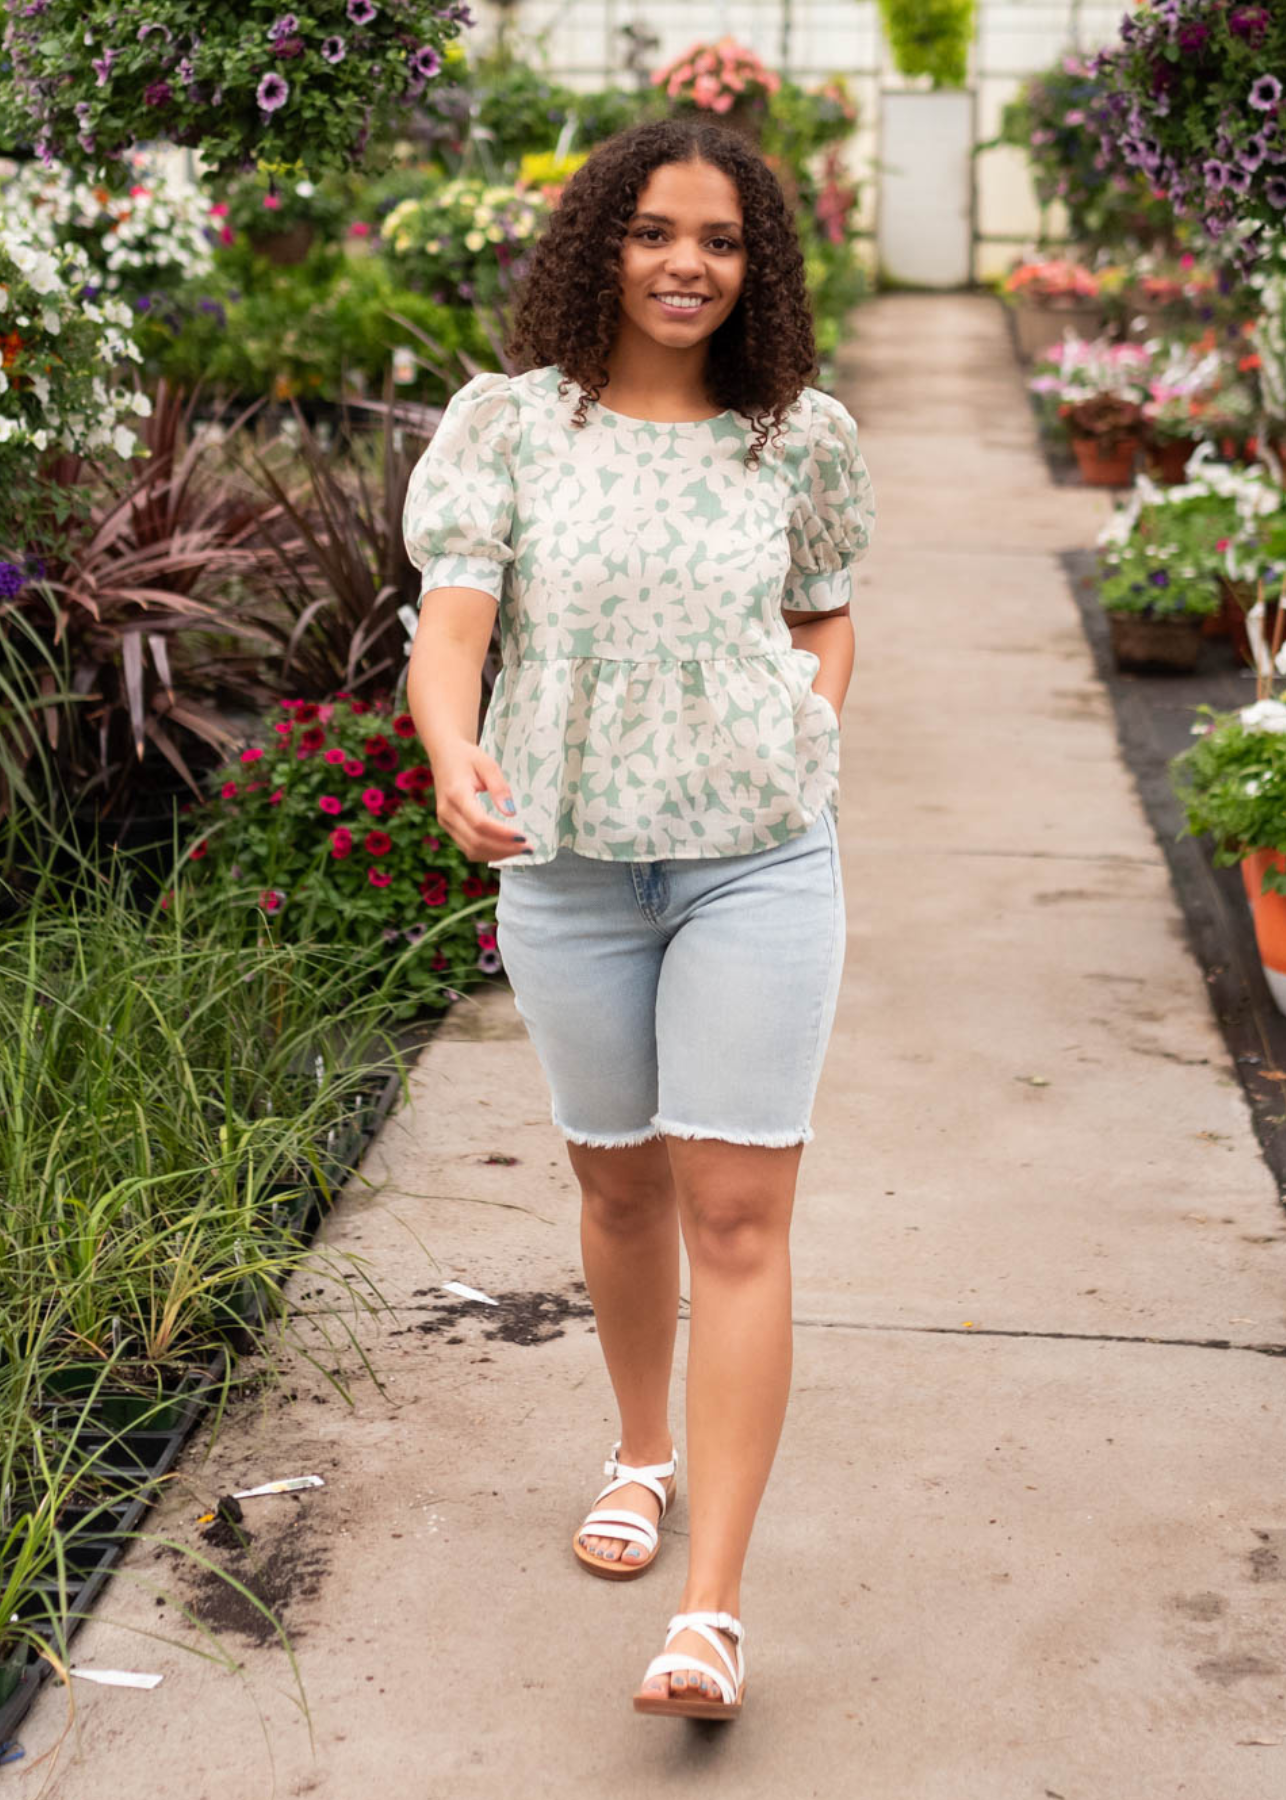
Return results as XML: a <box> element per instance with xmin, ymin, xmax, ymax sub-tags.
<box><xmin>1239</xmin><ymin>698</ymin><xmax>1286</xmax><ymax>733</ymax></box>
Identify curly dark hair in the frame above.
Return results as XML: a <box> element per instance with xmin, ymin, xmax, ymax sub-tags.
<box><xmin>503</xmin><ymin>117</ymin><xmax>819</xmax><ymax>470</ymax></box>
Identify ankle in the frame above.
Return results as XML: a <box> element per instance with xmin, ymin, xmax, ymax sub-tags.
<box><xmin>615</xmin><ymin>1434</ymin><xmax>676</xmax><ymax>1468</ymax></box>
<box><xmin>677</xmin><ymin>1583</ymin><xmax>741</xmax><ymax>1621</ymax></box>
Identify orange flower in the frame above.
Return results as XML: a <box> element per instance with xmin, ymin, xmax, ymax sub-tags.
<box><xmin>1240</xmin><ymin>353</ymin><xmax>1261</xmax><ymax>372</ymax></box>
<box><xmin>0</xmin><ymin>331</ymin><xmax>23</xmax><ymax>368</ymax></box>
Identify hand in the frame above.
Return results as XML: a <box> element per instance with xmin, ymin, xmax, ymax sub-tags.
<box><xmin>431</xmin><ymin>742</ymin><xmax>533</xmax><ymax>864</ymax></box>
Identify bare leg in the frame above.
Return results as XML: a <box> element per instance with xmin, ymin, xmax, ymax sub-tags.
<box><xmin>568</xmin><ymin>1137</ymin><xmax>681</xmax><ymax>1567</ymax></box>
<box><xmin>637</xmin><ymin>1136</ymin><xmax>802</xmax><ymax>1701</ymax></box>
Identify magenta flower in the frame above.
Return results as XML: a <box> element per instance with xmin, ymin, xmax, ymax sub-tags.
<box><xmin>241</xmin><ymin>746</ymin><xmax>264</xmax><ymax>764</ymax></box>
<box><xmin>343</xmin><ymin>758</ymin><xmax>365</xmax><ymax>777</ymax></box>
<box><xmin>268</xmin><ymin>789</ymin><xmax>285</xmax><ymax>806</ymax></box>
<box><xmin>274</xmin><ymin>36</ymin><xmax>305</xmax><ymax>58</ymax></box>
<box><xmin>221</xmin><ymin>781</ymin><xmax>238</xmax><ymax>799</ymax></box>
<box><xmin>92</xmin><ymin>49</ymin><xmax>116</xmax><ymax>84</ymax></box>
<box><xmin>330</xmin><ymin>827</ymin><xmax>353</xmax><ymax>859</ymax></box>
<box><xmin>269</xmin><ymin>11</ymin><xmax>299</xmax><ymax>36</ymax></box>
<box><xmin>324</xmin><ymin>747</ymin><xmax>347</xmax><ymax>764</ymax></box>
<box><xmin>144</xmin><ymin>80</ymin><xmax>172</xmax><ymax>107</ymax></box>
<box><xmin>411</xmin><ymin>46</ymin><xmax>441</xmax><ymax>79</ymax></box>
<box><xmin>347</xmin><ymin>0</ymin><xmax>376</xmax><ymax>22</ymax></box>
<box><xmin>319</xmin><ymin>795</ymin><xmax>343</xmax><ymax>816</ymax></box>
<box><xmin>361</xmin><ymin>787</ymin><xmax>386</xmax><ymax>815</ymax></box>
<box><xmin>322</xmin><ymin>35</ymin><xmax>347</xmax><ymax>63</ymax></box>
<box><xmin>368</xmin><ymin>867</ymin><xmax>393</xmax><ymax>888</ymax></box>
<box><xmin>1250</xmin><ymin>75</ymin><xmax>1282</xmax><ymax>113</ymax></box>
<box><xmin>257</xmin><ymin>72</ymin><xmax>290</xmax><ymax>112</ymax></box>
<box><xmin>260</xmin><ymin>889</ymin><xmax>285</xmax><ymax>913</ymax></box>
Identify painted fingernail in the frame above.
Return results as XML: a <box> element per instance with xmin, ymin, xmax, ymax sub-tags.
<box><xmin>501</xmin><ymin>797</ymin><xmax>516</xmax><ymax>814</ymax></box>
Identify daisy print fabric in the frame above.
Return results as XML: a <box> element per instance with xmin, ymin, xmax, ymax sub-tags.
<box><xmin>403</xmin><ymin>364</ymin><xmax>875</xmax><ymax>869</ymax></box>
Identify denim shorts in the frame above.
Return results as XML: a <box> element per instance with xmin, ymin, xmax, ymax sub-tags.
<box><xmin>494</xmin><ymin>801</ymin><xmax>845</xmax><ymax>1149</ymax></box>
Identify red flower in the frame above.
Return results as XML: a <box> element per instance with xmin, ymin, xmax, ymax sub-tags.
<box><xmin>160</xmin><ymin>890</ymin><xmax>172</xmax><ymax>912</ymax></box>
<box><xmin>371</xmin><ymin>750</ymin><xmax>398</xmax><ymax>773</ymax></box>
<box><xmin>330</xmin><ymin>827</ymin><xmax>353</xmax><ymax>859</ymax></box>
<box><xmin>420</xmin><ymin>871</ymin><xmax>449</xmax><ymax>907</ymax></box>
<box><xmin>299</xmin><ymin>726</ymin><xmax>325</xmax><ymax>753</ymax></box>
<box><xmin>431</xmin><ymin>951</ymin><xmax>448</xmax><ymax>971</ymax></box>
<box><xmin>361</xmin><ymin>787</ymin><xmax>385</xmax><ymax>815</ymax></box>
<box><xmin>241</xmin><ymin>747</ymin><xmax>264</xmax><ymax>764</ymax></box>
<box><xmin>394</xmin><ymin>770</ymin><xmax>417</xmax><ymax>793</ymax></box>
<box><xmin>294</xmin><ymin>703</ymin><xmax>320</xmax><ymax>724</ymax></box>
<box><xmin>421</xmin><ymin>835</ymin><xmax>441</xmax><ymax>850</ymax></box>
<box><xmin>244</xmin><ymin>781</ymin><xmax>265</xmax><ymax>793</ymax></box>
<box><xmin>260</xmin><ymin>889</ymin><xmax>284</xmax><ymax>913</ymax></box>
<box><xmin>368</xmin><ymin>867</ymin><xmax>393</xmax><ymax>888</ymax></box>
<box><xmin>280</xmin><ymin>698</ymin><xmax>300</xmax><ymax>712</ymax></box>
<box><xmin>344</xmin><ymin>758</ymin><xmax>365</xmax><ymax>777</ymax></box>
<box><xmin>274</xmin><ymin>721</ymin><xmax>293</xmax><ymax>736</ymax></box>
<box><xmin>268</xmin><ymin>789</ymin><xmax>285</xmax><ymax>806</ymax></box>
<box><xmin>364</xmin><ymin>734</ymin><xmax>393</xmax><ymax>757</ymax></box>
<box><xmin>383</xmin><ymin>794</ymin><xmax>404</xmax><ymax>820</ymax></box>
<box><xmin>334</xmin><ymin>691</ymin><xmax>351</xmax><ymax>700</ymax></box>
<box><xmin>393</xmin><ymin>713</ymin><xmax>417</xmax><ymax>738</ymax></box>
<box><xmin>348</xmin><ymin>699</ymin><xmax>370</xmax><ymax>715</ymax></box>
<box><xmin>319</xmin><ymin>795</ymin><xmax>343</xmax><ymax>816</ymax></box>
<box><xmin>221</xmin><ymin>781</ymin><xmax>238</xmax><ymax>799</ymax></box>
<box><xmin>364</xmin><ymin>829</ymin><xmax>393</xmax><ymax>856</ymax></box>
<box><xmin>409</xmin><ymin>764</ymin><xmax>434</xmax><ymax>789</ymax></box>
<box><xmin>190</xmin><ymin>839</ymin><xmax>209</xmax><ymax>861</ymax></box>
<box><xmin>324</xmin><ymin>747</ymin><xmax>347</xmax><ymax>765</ymax></box>
<box><xmin>462</xmin><ymin>877</ymin><xmax>486</xmax><ymax>898</ymax></box>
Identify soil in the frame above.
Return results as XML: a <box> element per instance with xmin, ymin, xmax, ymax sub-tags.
<box><xmin>184</xmin><ymin>1515</ymin><xmax>329</xmax><ymax>1647</ymax></box>
<box><xmin>399</xmin><ymin>1281</ymin><xmax>596</xmax><ymax>1348</ymax></box>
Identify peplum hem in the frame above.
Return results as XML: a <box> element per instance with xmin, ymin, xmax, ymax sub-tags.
<box><xmin>479</xmin><ymin>652</ymin><xmax>839</xmax><ymax>869</ymax></box>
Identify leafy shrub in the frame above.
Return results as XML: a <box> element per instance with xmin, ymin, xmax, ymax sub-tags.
<box><xmin>876</xmin><ymin>0</ymin><xmax>976</xmax><ymax>90</ymax></box>
<box><xmin>188</xmin><ymin>695</ymin><xmax>503</xmax><ymax>1015</ymax></box>
<box><xmin>1174</xmin><ymin>698</ymin><xmax>1286</xmax><ymax>868</ymax></box>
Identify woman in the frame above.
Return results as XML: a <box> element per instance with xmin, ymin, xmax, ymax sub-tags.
<box><xmin>403</xmin><ymin>116</ymin><xmax>874</xmax><ymax>1721</ymax></box>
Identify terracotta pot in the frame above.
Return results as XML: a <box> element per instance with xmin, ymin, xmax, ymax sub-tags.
<box><xmin>1241</xmin><ymin>849</ymin><xmax>1286</xmax><ymax>1015</ymax></box>
<box><xmin>1071</xmin><ymin>433</ymin><xmax>1140</xmax><ymax>486</ymax></box>
<box><xmin>1012</xmin><ymin>299</ymin><xmax>1106</xmax><ymax>363</ymax></box>
<box><xmin>1219</xmin><ymin>577</ymin><xmax>1280</xmax><ymax>665</ymax></box>
<box><xmin>247</xmin><ymin>221</ymin><xmax>316</xmax><ymax>265</ymax></box>
<box><xmin>1144</xmin><ymin>436</ymin><xmax>1200</xmax><ymax>483</ymax></box>
<box><xmin>1107</xmin><ymin>610</ymin><xmax>1204</xmax><ymax>672</ymax></box>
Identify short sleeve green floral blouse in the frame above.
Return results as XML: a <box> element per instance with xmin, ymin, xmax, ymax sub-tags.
<box><xmin>402</xmin><ymin>363</ymin><xmax>875</xmax><ymax>870</ymax></box>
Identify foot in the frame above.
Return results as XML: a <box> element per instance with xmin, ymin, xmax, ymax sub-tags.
<box><xmin>577</xmin><ymin>1444</ymin><xmax>675</xmax><ymax>1570</ymax></box>
<box><xmin>636</xmin><ymin>1614</ymin><xmax>742</xmax><ymax>1705</ymax></box>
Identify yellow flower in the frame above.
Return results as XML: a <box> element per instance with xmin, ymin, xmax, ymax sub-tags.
<box><xmin>394</xmin><ymin>232</ymin><xmax>413</xmax><ymax>253</ymax></box>
<box><xmin>425</xmin><ymin>238</ymin><xmax>442</xmax><ymax>253</ymax></box>
<box><xmin>486</xmin><ymin>223</ymin><xmax>504</xmax><ymax>242</ymax></box>
<box><xmin>464</xmin><ymin>229</ymin><xmax>486</xmax><ymax>252</ymax></box>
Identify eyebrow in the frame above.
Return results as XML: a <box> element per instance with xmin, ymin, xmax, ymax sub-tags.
<box><xmin>630</xmin><ymin>212</ymin><xmax>743</xmax><ymax>231</ymax></box>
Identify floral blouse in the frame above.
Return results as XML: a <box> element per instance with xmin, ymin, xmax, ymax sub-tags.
<box><xmin>402</xmin><ymin>363</ymin><xmax>875</xmax><ymax>870</ymax></box>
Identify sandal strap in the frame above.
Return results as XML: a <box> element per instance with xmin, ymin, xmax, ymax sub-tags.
<box><xmin>605</xmin><ymin>1440</ymin><xmax>678</xmax><ymax>1486</ymax></box>
<box><xmin>592</xmin><ymin>1468</ymin><xmax>671</xmax><ymax>1516</ymax></box>
<box><xmin>642</xmin><ymin>1652</ymin><xmax>737</xmax><ymax>1707</ymax></box>
<box><xmin>664</xmin><ymin>1612</ymin><xmax>745</xmax><ymax>1690</ymax></box>
<box><xmin>579</xmin><ymin>1508</ymin><xmax>658</xmax><ymax>1552</ymax></box>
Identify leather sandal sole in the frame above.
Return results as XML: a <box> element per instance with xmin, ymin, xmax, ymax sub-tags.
<box><xmin>571</xmin><ymin>1475</ymin><xmax>675</xmax><ymax>1580</ymax></box>
<box><xmin>633</xmin><ymin>1682</ymin><xmax>745</xmax><ymax>1720</ymax></box>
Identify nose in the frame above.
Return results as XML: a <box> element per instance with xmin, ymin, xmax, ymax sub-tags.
<box><xmin>663</xmin><ymin>239</ymin><xmax>705</xmax><ymax>278</ymax></box>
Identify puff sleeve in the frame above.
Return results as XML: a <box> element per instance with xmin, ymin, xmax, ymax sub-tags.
<box><xmin>782</xmin><ymin>388</ymin><xmax>875</xmax><ymax>613</ymax></box>
<box><xmin>402</xmin><ymin>371</ymin><xmax>519</xmax><ymax>605</ymax></box>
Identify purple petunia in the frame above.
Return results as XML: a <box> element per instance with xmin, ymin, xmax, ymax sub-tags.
<box><xmin>1202</xmin><ymin>158</ymin><xmax>1228</xmax><ymax>189</ymax></box>
<box><xmin>1150</xmin><ymin>570</ymin><xmax>1170</xmax><ymax>589</ymax></box>
<box><xmin>1225</xmin><ymin>166</ymin><xmax>1252</xmax><ymax>196</ymax></box>
<box><xmin>137</xmin><ymin>21</ymin><xmax>172</xmax><ymax>42</ymax></box>
<box><xmin>321</xmin><ymin>34</ymin><xmax>346</xmax><ymax>61</ymax></box>
<box><xmin>1240</xmin><ymin>133</ymin><xmax>1268</xmax><ymax>171</ymax></box>
<box><xmin>269</xmin><ymin>12</ymin><xmax>299</xmax><ymax>37</ymax></box>
<box><xmin>144</xmin><ymin>80</ymin><xmax>172</xmax><ymax>107</ymax></box>
<box><xmin>92</xmin><ymin>47</ymin><xmax>116</xmax><ymax>85</ymax></box>
<box><xmin>411</xmin><ymin>44</ymin><xmax>441</xmax><ymax>79</ymax></box>
<box><xmin>274</xmin><ymin>35</ymin><xmax>305</xmax><ymax>57</ymax></box>
<box><xmin>347</xmin><ymin>0</ymin><xmax>376</xmax><ymax>20</ymax></box>
<box><xmin>1268</xmin><ymin>176</ymin><xmax>1286</xmax><ymax>209</ymax></box>
<box><xmin>1249</xmin><ymin>75</ymin><xmax>1282</xmax><ymax>112</ymax></box>
<box><xmin>0</xmin><ymin>563</ymin><xmax>25</xmax><ymax>601</ymax></box>
<box><xmin>257</xmin><ymin>72</ymin><xmax>290</xmax><ymax>112</ymax></box>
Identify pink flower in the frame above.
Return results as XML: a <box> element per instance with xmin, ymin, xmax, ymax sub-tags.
<box><xmin>343</xmin><ymin>758</ymin><xmax>365</xmax><ymax>777</ymax></box>
<box><xmin>260</xmin><ymin>889</ymin><xmax>284</xmax><ymax>913</ymax></box>
<box><xmin>368</xmin><ymin>867</ymin><xmax>393</xmax><ymax>888</ymax></box>
<box><xmin>209</xmin><ymin>202</ymin><xmax>229</xmax><ymax>218</ymax></box>
<box><xmin>361</xmin><ymin>787</ymin><xmax>386</xmax><ymax>815</ymax></box>
<box><xmin>1216</xmin><ymin>537</ymin><xmax>1231</xmax><ymax>551</ymax></box>
<box><xmin>392</xmin><ymin>712</ymin><xmax>417</xmax><ymax>738</ymax></box>
<box><xmin>221</xmin><ymin>781</ymin><xmax>239</xmax><ymax>799</ymax></box>
<box><xmin>219</xmin><ymin>226</ymin><xmax>235</xmax><ymax>247</ymax></box>
<box><xmin>422</xmin><ymin>835</ymin><xmax>440</xmax><ymax>850</ymax></box>
<box><xmin>268</xmin><ymin>789</ymin><xmax>285</xmax><ymax>806</ymax></box>
<box><xmin>330</xmin><ymin>827</ymin><xmax>353</xmax><ymax>859</ymax></box>
<box><xmin>274</xmin><ymin>721</ymin><xmax>293</xmax><ymax>736</ymax></box>
<box><xmin>263</xmin><ymin>193</ymin><xmax>282</xmax><ymax>211</ymax></box>
<box><xmin>318</xmin><ymin>704</ymin><xmax>335</xmax><ymax>723</ymax></box>
<box><xmin>364</xmin><ymin>829</ymin><xmax>393</xmax><ymax>856</ymax></box>
<box><xmin>349</xmin><ymin>220</ymin><xmax>371</xmax><ymax>238</ymax></box>
<box><xmin>190</xmin><ymin>839</ymin><xmax>209</xmax><ymax>861</ymax></box>
<box><xmin>319</xmin><ymin>795</ymin><xmax>343</xmax><ymax>816</ymax></box>
<box><xmin>324</xmin><ymin>747</ymin><xmax>347</xmax><ymax>765</ymax></box>
<box><xmin>241</xmin><ymin>746</ymin><xmax>264</xmax><ymax>763</ymax></box>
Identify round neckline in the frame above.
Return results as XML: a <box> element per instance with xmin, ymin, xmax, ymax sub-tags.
<box><xmin>591</xmin><ymin>397</ymin><xmax>738</xmax><ymax>431</ymax></box>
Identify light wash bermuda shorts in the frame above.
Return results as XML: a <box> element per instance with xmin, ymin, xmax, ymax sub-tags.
<box><xmin>494</xmin><ymin>800</ymin><xmax>845</xmax><ymax>1150</ymax></box>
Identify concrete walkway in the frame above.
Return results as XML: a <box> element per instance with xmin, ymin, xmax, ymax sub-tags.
<box><xmin>15</xmin><ymin>295</ymin><xmax>1286</xmax><ymax>1798</ymax></box>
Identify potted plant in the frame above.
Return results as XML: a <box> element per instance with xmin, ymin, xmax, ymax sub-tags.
<box><xmin>213</xmin><ymin>170</ymin><xmax>348</xmax><ymax>268</ymax></box>
<box><xmin>650</xmin><ymin>36</ymin><xmax>782</xmax><ymax>144</ymax></box>
<box><xmin>1141</xmin><ymin>338</ymin><xmax>1224</xmax><ymax>481</ymax></box>
<box><xmin>1173</xmin><ymin>688</ymin><xmax>1286</xmax><ymax>1013</ymax></box>
<box><xmin>1095</xmin><ymin>482</ymin><xmax>1224</xmax><ymax>668</ymax></box>
<box><xmin>1002</xmin><ymin>260</ymin><xmax>1106</xmax><ymax>361</ymax></box>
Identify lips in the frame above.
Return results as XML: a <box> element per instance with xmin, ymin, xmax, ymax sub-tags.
<box><xmin>652</xmin><ymin>293</ymin><xmax>710</xmax><ymax>317</ymax></box>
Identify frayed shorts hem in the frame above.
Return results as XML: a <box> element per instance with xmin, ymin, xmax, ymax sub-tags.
<box><xmin>553</xmin><ymin>1111</ymin><xmax>814</xmax><ymax>1150</ymax></box>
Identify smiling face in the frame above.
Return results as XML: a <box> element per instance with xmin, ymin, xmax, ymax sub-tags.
<box><xmin>615</xmin><ymin>157</ymin><xmax>747</xmax><ymax>352</ymax></box>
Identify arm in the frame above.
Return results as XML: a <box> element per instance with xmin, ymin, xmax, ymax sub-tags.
<box><xmin>405</xmin><ymin>588</ymin><xmax>532</xmax><ymax>863</ymax></box>
<box><xmin>782</xmin><ymin>599</ymin><xmax>854</xmax><ymax>726</ymax></box>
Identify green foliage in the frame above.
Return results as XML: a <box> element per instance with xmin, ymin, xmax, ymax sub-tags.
<box><xmin>1173</xmin><ymin>700</ymin><xmax>1286</xmax><ymax>861</ymax></box>
<box><xmin>378</xmin><ymin>175</ymin><xmax>550</xmax><ymax>309</ymax></box>
<box><xmin>876</xmin><ymin>0</ymin><xmax>976</xmax><ymax>90</ymax></box>
<box><xmin>188</xmin><ymin>696</ymin><xmax>502</xmax><ymax>1016</ymax></box>
<box><xmin>1097</xmin><ymin>490</ymin><xmax>1231</xmax><ymax>618</ymax></box>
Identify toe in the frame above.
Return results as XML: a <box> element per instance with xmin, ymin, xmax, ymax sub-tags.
<box><xmin>623</xmin><ymin>1545</ymin><xmax>644</xmax><ymax>1563</ymax></box>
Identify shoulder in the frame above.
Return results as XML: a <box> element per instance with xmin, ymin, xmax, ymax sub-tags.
<box><xmin>432</xmin><ymin>370</ymin><xmax>524</xmax><ymax>462</ymax></box>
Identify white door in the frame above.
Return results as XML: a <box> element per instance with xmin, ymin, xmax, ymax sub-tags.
<box><xmin>878</xmin><ymin>90</ymin><xmax>975</xmax><ymax>288</ymax></box>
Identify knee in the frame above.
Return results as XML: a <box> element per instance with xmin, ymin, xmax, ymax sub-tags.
<box><xmin>683</xmin><ymin>1194</ymin><xmax>784</xmax><ymax>1277</ymax></box>
<box><xmin>580</xmin><ymin>1175</ymin><xmax>675</xmax><ymax>1238</ymax></box>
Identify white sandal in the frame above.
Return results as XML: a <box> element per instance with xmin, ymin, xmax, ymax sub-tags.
<box><xmin>633</xmin><ymin>1610</ymin><xmax>746</xmax><ymax>1719</ymax></box>
<box><xmin>572</xmin><ymin>1441</ymin><xmax>678</xmax><ymax>1581</ymax></box>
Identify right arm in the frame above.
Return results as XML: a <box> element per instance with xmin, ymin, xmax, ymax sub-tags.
<box><xmin>401</xmin><ymin>372</ymin><xmax>531</xmax><ymax>864</ymax></box>
<box><xmin>405</xmin><ymin>589</ymin><xmax>531</xmax><ymax>863</ymax></box>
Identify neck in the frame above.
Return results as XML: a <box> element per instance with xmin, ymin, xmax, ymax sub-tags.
<box><xmin>601</xmin><ymin>316</ymin><xmax>714</xmax><ymax>415</ymax></box>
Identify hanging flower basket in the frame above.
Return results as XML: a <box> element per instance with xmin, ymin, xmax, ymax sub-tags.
<box><xmin>3</xmin><ymin>3</ymin><xmax>468</xmax><ymax>182</ymax></box>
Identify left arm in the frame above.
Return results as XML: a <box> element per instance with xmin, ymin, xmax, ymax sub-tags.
<box><xmin>783</xmin><ymin>600</ymin><xmax>853</xmax><ymax>726</ymax></box>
